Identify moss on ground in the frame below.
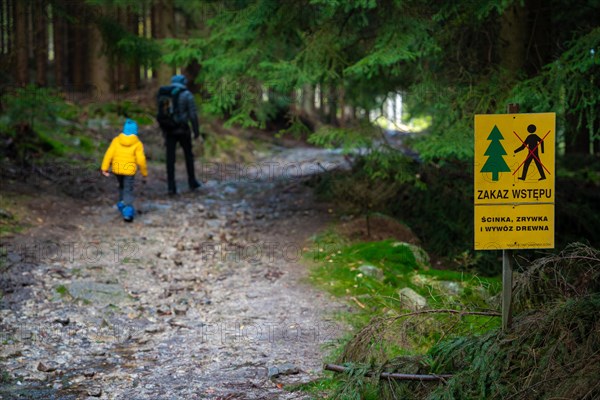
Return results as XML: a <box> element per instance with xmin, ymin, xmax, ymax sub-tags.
<box><xmin>308</xmin><ymin>243</ymin><xmax>600</xmax><ymax>400</ymax></box>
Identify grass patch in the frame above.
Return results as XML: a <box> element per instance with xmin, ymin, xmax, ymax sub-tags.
<box><xmin>85</xmin><ymin>100</ymin><xmax>155</xmax><ymax>127</ymax></box>
<box><xmin>202</xmin><ymin>133</ymin><xmax>257</xmax><ymax>163</ymax></box>
<box><xmin>308</xmin><ymin>235</ymin><xmax>499</xmax><ymax>319</ymax></box>
<box><xmin>301</xmin><ymin>232</ymin><xmax>502</xmax><ymax>399</ymax></box>
<box><xmin>287</xmin><ymin>377</ymin><xmax>343</xmax><ymax>398</ymax></box>
<box><xmin>0</xmin><ymin>194</ymin><xmax>29</xmax><ymax>238</ymax></box>
<box><xmin>55</xmin><ymin>285</ymin><xmax>70</xmax><ymax>297</ymax></box>
<box><xmin>0</xmin><ymin>370</ymin><xmax>11</xmax><ymax>384</ymax></box>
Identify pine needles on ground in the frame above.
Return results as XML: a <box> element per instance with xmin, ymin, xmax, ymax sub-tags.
<box><xmin>428</xmin><ymin>294</ymin><xmax>600</xmax><ymax>400</ymax></box>
<box><xmin>513</xmin><ymin>242</ymin><xmax>600</xmax><ymax>311</ymax></box>
<box><xmin>330</xmin><ymin>243</ymin><xmax>600</xmax><ymax>400</ymax></box>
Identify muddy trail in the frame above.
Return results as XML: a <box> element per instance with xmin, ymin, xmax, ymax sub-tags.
<box><xmin>0</xmin><ymin>145</ymin><xmax>351</xmax><ymax>399</ymax></box>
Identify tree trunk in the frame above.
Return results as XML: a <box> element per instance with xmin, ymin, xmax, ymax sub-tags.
<box><xmin>88</xmin><ymin>6</ymin><xmax>110</xmax><ymax>97</ymax></box>
<box><xmin>183</xmin><ymin>59</ymin><xmax>200</xmax><ymax>92</ymax></box>
<box><xmin>127</xmin><ymin>7</ymin><xmax>140</xmax><ymax>90</ymax></box>
<box><xmin>317</xmin><ymin>83</ymin><xmax>325</xmax><ymax>122</ymax></box>
<box><xmin>14</xmin><ymin>0</ymin><xmax>28</xmax><ymax>85</ymax></box>
<box><xmin>1</xmin><ymin>0</ymin><xmax>5</xmax><ymax>56</ymax></box>
<box><xmin>143</xmin><ymin>3</ymin><xmax>151</xmax><ymax>80</ymax></box>
<box><xmin>52</xmin><ymin>0</ymin><xmax>65</xmax><ymax>87</ymax></box>
<box><xmin>525</xmin><ymin>0</ymin><xmax>553</xmax><ymax>76</ymax></box>
<box><xmin>182</xmin><ymin>10</ymin><xmax>200</xmax><ymax>92</ymax></box>
<box><xmin>153</xmin><ymin>0</ymin><xmax>174</xmax><ymax>86</ymax></box>
<box><xmin>73</xmin><ymin>17</ymin><xmax>87</xmax><ymax>91</ymax></box>
<box><xmin>302</xmin><ymin>84</ymin><xmax>315</xmax><ymax>115</ymax></box>
<box><xmin>498</xmin><ymin>3</ymin><xmax>528</xmax><ymax>80</ymax></box>
<box><xmin>1</xmin><ymin>0</ymin><xmax>12</xmax><ymax>78</ymax></box>
<box><xmin>338</xmin><ymin>86</ymin><xmax>346</xmax><ymax>126</ymax></box>
<box><xmin>69</xmin><ymin>3</ymin><xmax>87</xmax><ymax>92</ymax></box>
<box><xmin>565</xmin><ymin>100</ymin><xmax>592</xmax><ymax>155</ymax></box>
<box><xmin>34</xmin><ymin>0</ymin><xmax>47</xmax><ymax>86</ymax></box>
<box><xmin>115</xmin><ymin>6</ymin><xmax>127</xmax><ymax>91</ymax></box>
<box><xmin>327</xmin><ymin>84</ymin><xmax>338</xmax><ymax>126</ymax></box>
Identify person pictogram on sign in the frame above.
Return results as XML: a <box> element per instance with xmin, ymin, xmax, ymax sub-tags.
<box><xmin>514</xmin><ymin>124</ymin><xmax>546</xmax><ymax>181</ymax></box>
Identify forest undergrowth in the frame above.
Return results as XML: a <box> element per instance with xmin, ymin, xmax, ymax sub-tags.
<box><xmin>299</xmin><ymin>243</ymin><xmax>600</xmax><ymax>399</ymax></box>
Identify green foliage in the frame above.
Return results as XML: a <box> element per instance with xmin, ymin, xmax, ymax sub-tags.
<box><xmin>97</xmin><ymin>15</ymin><xmax>161</xmax><ymax>69</ymax></box>
<box><xmin>507</xmin><ymin>27</ymin><xmax>600</xmax><ymax>152</ymax></box>
<box><xmin>0</xmin><ymin>86</ymin><xmax>95</xmax><ymax>161</ymax></box>
<box><xmin>161</xmin><ymin>38</ymin><xmax>204</xmax><ymax>67</ymax></box>
<box><xmin>308</xmin><ymin>124</ymin><xmax>375</xmax><ymax>153</ymax></box>
<box><xmin>150</xmin><ymin>0</ymin><xmax>599</xmax><ymax>159</ymax></box>
<box><xmin>165</xmin><ymin>0</ymin><xmax>434</xmax><ymax>130</ymax></box>
<box><xmin>0</xmin><ymin>85</ymin><xmax>70</xmax><ymax>132</ymax></box>
<box><xmin>409</xmin><ymin>3</ymin><xmax>599</xmax><ymax>160</ymax></box>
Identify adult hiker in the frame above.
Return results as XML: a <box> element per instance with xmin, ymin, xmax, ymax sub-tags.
<box><xmin>157</xmin><ymin>74</ymin><xmax>203</xmax><ymax>195</ymax></box>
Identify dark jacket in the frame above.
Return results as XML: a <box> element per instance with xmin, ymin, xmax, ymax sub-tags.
<box><xmin>164</xmin><ymin>75</ymin><xmax>200</xmax><ymax>137</ymax></box>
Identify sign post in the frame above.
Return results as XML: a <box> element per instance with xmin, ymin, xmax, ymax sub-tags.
<box><xmin>502</xmin><ymin>248</ymin><xmax>513</xmax><ymax>330</ymax></box>
<box><xmin>474</xmin><ymin>106</ymin><xmax>555</xmax><ymax>331</ymax></box>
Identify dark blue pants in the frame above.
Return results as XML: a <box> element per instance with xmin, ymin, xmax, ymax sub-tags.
<box><xmin>115</xmin><ymin>174</ymin><xmax>135</xmax><ymax>206</ymax></box>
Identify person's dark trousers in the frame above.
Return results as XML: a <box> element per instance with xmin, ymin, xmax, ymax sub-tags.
<box><xmin>115</xmin><ymin>174</ymin><xmax>135</xmax><ymax>205</ymax></box>
<box><xmin>165</xmin><ymin>133</ymin><xmax>199</xmax><ymax>193</ymax></box>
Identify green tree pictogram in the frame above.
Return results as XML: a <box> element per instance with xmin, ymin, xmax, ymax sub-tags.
<box><xmin>481</xmin><ymin>125</ymin><xmax>511</xmax><ymax>181</ymax></box>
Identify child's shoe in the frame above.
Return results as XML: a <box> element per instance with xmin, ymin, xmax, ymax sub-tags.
<box><xmin>117</xmin><ymin>201</ymin><xmax>125</xmax><ymax>212</ymax></box>
<box><xmin>122</xmin><ymin>205</ymin><xmax>135</xmax><ymax>222</ymax></box>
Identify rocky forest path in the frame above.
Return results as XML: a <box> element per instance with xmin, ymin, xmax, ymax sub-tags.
<box><xmin>0</xmin><ymin>145</ymin><xmax>350</xmax><ymax>399</ymax></box>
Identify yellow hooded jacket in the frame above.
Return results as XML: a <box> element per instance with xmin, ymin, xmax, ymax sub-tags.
<box><xmin>101</xmin><ymin>133</ymin><xmax>148</xmax><ymax>176</ymax></box>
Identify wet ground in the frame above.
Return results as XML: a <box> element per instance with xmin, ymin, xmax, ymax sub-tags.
<box><xmin>0</xmin><ymin>145</ymin><xmax>351</xmax><ymax>399</ymax></box>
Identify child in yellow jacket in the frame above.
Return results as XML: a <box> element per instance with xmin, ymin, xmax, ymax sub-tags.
<box><xmin>101</xmin><ymin>119</ymin><xmax>148</xmax><ymax>222</ymax></box>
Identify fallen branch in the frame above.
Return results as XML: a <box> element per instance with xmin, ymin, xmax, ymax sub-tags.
<box><xmin>324</xmin><ymin>364</ymin><xmax>453</xmax><ymax>382</ymax></box>
<box><xmin>389</xmin><ymin>309</ymin><xmax>501</xmax><ymax>323</ymax></box>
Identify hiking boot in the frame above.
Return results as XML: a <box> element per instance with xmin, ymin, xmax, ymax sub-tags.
<box><xmin>122</xmin><ymin>205</ymin><xmax>135</xmax><ymax>222</ymax></box>
<box><xmin>189</xmin><ymin>180</ymin><xmax>201</xmax><ymax>191</ymax></box>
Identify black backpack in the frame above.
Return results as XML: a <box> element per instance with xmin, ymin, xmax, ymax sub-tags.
<box><xmin>156</xmin><ymin>85</ymin><xmax>188</xmax><ymax>131</ymax></box>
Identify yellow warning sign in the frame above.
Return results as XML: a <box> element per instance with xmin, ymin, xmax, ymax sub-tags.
<box><xmin>474</xmin><ymin>113</ymin><xmax>555</xmax><ymax>250</ymax></box>
<box><xmin>475</xmin><ymin>204</ymin><xmax>554</xmax><ymax>250</ymax></box>
<box><xmin>474</xmin><ymin>113</ymin><xmax>555</xmax><ymax>205</ymax></box>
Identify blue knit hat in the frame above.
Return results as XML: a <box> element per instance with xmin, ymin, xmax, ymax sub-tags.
<box><xmin>171</xmin><ymin>74</ymin><xmax>188</xmax><ymax>86</ymax></box>
<box><xmin>123</xmin><ymin>119</ymin><xmax>138</xmax><ymax>135</ymax></box>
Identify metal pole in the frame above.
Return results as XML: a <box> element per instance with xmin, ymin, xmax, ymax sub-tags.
<box><xmin>502</xmin><ymin>249</ymin><xmax>513</xmax><ymax>331</ymax></box>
